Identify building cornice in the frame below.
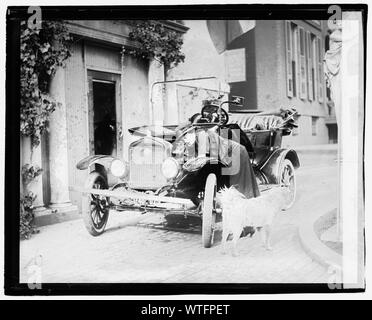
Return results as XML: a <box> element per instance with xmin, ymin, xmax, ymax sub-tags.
<box><xmin>304</xmin><ymin>20</ymin><xmax>323</xmax><ymax>30</ymax></box>
<box><xmin>66</xmin><ymin>21</ymin><xmax>135</xmax><ymax>48</ymax></box>
<box><xmin>66</xmin><ymin>20</ymin><xmax>189</xmax><ymax>49</ymax></box>
<box><xmin>160</xmin><ymin>20</ymin><xmax>189</xmax><ymax>33</ymax></box>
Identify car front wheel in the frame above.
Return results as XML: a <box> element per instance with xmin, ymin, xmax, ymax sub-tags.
<box><xmin>202</xmin><ymin>173</ymin><xmax>217</xmax><ymax>248</ymax></box>
<box><xmin>82</xmin><ymin>171</ymin><xmax>110</xmax><ymax>236</ymax></box>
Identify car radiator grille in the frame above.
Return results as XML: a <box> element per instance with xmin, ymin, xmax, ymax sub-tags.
<box><xmin>129</xmin><ymin>163</ymin><xmax>166</xmax><ymax>190</ymax></box>
<box><xmin>128</xmin><ymin>140</ymin><xmax>170</xmax><ymax>190</ymax></box>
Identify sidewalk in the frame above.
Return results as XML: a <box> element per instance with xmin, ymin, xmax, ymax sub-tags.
<box><xmin>294</xmin><ymin>144</ymin><xmax>338</xmax><ymax>167</ymax></box>
<box><xmin>294</xmin><ymin>144</ymin><xmax>338</xmax><ymax>153</ymax></box>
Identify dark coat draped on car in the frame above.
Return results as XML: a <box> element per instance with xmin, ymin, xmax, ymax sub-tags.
<box><xmin>207</xmin><ymin>126</ymin><xmax>260</xmax><ymax>199</ymax></box>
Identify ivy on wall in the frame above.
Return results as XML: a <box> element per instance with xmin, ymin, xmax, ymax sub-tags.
<box><xmin>20</xmin><ymin>20</ymin><xmax>72</xmax><ymax>147</ymax></box>
<box><xmin>126</xmin><ymin>21</ymin><xmax>185</xmax><ymax>73</ymax></box>
<box><xmin>20</xmin><ymin>165</ymin><xmax>42</xmax><ymax>239</ymax></box>
<box><xmin>20</xmin><ymin>20</ymin><xmax>72</xmax><ymax>239</ymax></box>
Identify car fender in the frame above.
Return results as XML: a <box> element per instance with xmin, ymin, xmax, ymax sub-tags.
<box><xmin>259</xmin><ymin>149</ymin><xmax>300</xmax><ymax>184</ymax></box>
<box><xmin>76</xmin><ymin>155</ymin><xmax>116</xmax><ymax>171</ymax></box>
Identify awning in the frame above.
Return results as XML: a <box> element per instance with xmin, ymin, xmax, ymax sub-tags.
<box><xmin>206</xmin><ymin>20</ymin><xmax>256</xmax><ymax>54</ymax></box>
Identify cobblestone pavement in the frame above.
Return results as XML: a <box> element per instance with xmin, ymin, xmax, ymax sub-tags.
<box><xmin>20</xmin><ymin>164</ymin><xmax>337</xmax><ymax>283</ymax></box>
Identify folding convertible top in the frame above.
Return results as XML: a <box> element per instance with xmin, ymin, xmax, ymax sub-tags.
<box><xmin>228</xmin><ymin>113</ymin><xmax>283</xmax><ymax>131</ymax></box>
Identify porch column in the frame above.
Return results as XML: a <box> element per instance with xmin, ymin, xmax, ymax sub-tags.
<box><xmin>148</xmin><ymin>59</ymin><xmax>165</xmax><ymax>125</ymax></box>
<box><xmin>48</xmin><ymin>67</ymin><xmax>77</xmax><ymax>212</ymax></box>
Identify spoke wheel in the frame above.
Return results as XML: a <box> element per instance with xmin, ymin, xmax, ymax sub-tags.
<box><xmin>82</xmin><ymin>171</ymin><xmax>109</xmax><ymax>236</ymax></box>
<box><xmin>279</xmin><ymin>159</ymin><xmax>296</xmax><ymax>210</ymax></box>
<box><xmin>202</xmin><ymin>173</ymin><xmax>217</xmax><ymax>248</ymax></box>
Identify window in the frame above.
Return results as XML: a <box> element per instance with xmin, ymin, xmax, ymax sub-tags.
<box><xmin>312</xmin><ymin>116</ymin><xmax>318</xmax><ymax>136</ymax></box>
<box><xmin>285</xmin><ymin>21</ymin><xmax>302</xmax><ymax>98</ymax></box>
<box><xmin>311</xmin><ymin>34</ymin><xmax>318</xmax><ymax>101</ymax></box>
<box><xmin>285</xmin><ymin>21</ymin><xmax>294</xmax><ymax>97</ymax></box>
<box><xmin>292</xmin><ymin>119</ymin><xmax>299</xmax><ymax>136</ymax></box>
<box><xmin>298</xmin><ymin>27</ymin><xmax>307</xmax><ymax>99</ymax></box>
<box><xmin>292</xmin><ymin>126</ymin><xmax>299</xmax><ymax>136</ymax></box>
<box><xmin>285</xmin><ymin>21</ymin><xmax>325</xmax><ymax>103</ymax></box>
<box><xmin>325</xmin><ymin>34</ymin><xmax>332</xmax><ymax>101</ymax></box>
<box><xmin>316</xmin><ymin>37</ymin><xmax>324</xmax><ymax>103</ymax></box>
<box><xmin>306</xmin><ymin>31</ymin><xmax>314</xmax><ymax>101</ymax></box>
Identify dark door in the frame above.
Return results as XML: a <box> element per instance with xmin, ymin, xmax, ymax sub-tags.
<box><xmin>87</xmin><ymin>70</ymin><xmax>122</xmax><ymax>157</ymax></box>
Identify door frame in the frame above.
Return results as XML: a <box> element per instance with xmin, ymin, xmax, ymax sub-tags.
<box><xmin>87</xmin><ymin>69</ymin><xmax>123</xmax><ymax>158</ymax></box>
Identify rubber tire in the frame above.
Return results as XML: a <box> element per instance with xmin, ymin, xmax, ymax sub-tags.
<box><xmin>82</xmin><ymin>171</ymin><xmax>109</xmax><ymax>236</ymax></box>
<box><xmin>279</xmin><ymin>159</ymin><xmax>297</xmax><ymax>210</ymax></box>
<box><xmin>202</xmin><ymin>173</ymin><xmax>217</xmax><ymax>248</ymax></box>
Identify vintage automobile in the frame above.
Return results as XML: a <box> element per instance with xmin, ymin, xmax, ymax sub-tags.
<box><xmin>74</xmin><ymin>77</ymin><xmax>300</xmax><ymax>248</ymax></box>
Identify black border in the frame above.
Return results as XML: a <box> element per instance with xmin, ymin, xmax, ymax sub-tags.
<box><xmin>5</xmin><ymin>4</ymin><xmax>369</xmax><ymax>21</ymax></box>
<box><xmin>5</xmin><ymin>4</ymin><xmax>368</xmax><ymax>296</ymax></box>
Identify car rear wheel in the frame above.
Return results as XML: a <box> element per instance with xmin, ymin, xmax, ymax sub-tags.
<box><xmin>279</xmin><ymin>159</ymin><xmax>296</xmax><ymax>210</ymax></box>
<box><xmin>202</xmin><ymin>173</ymin><xmax>217</xmax><ymax>248</ymax></box>
<box><xmin>82</xmin><ymin>171</ymin><xmax>109</xmax><ymax>236</ymax></box>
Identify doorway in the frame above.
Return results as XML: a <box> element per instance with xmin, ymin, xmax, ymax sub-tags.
<box><xmin>93</xmin><ymin>80</ymin><xmax>116</xmax><ymax>155</ymax></box>
<box><xmin>87</xmin><ymin>70</ymin><xmax>122</xmax><ymax>157</ymax></box>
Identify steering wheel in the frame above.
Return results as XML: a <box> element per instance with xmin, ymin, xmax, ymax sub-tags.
<box><xmin>200</xmin><ymin>105</ymin><xmax>229</xmax><ymax>125</ymax></box>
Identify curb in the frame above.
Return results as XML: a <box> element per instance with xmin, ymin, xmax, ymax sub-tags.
<box><xmin>294</xmin><ymin>144</ymin><xmax>338</xmax><ymax>155</ymax></box>
<box><xmin>34</xmin><ymin>207</ymin><xmax>80</xmax><ymax>227</ymax></box>
<box><xmin>298</xmin><ymin>208</ymin><xmax>342</xmax><ymax>270</ymax></box>
<box><xmin>295</xmin><ymin>145</ymin><xmax>338</xmax><ymax>167</ymax></box>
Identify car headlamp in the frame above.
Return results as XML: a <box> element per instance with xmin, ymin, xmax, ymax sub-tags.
<box><xmin>161</xmin><ymin>157</ymin><xmax>180</xmax><ymax>179</ymax></box>
<box><xmin>110</xmin><ymin>159</ymin><xmax>127</xmax><ymax>178</ymax></box>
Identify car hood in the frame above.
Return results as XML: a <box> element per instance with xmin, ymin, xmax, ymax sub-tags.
<box><xmin>128</xmin><ymin>124</ymin><xmax>180</xmax><ymax>142</ymax></box>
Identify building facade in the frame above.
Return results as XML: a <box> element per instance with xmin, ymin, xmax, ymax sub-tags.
<box><xmin>21</xmin><ymin>19</ymin><xmax>335</xmax><ymax>224</ymax></box>
<box><xmin>168</xmin><ymin>19</ymin><xmax>335</xmax><ymax>147</ymax></box>
<box><xmin>226</xmin><ymin>20</ymin><xmax>333</xmax><ymax>147</ymax></box>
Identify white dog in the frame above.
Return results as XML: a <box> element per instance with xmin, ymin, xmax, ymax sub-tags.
<box><xmin>217</xmin><ymin>186</ymin><xmax>290</xmax><ymax>256</ymax></box>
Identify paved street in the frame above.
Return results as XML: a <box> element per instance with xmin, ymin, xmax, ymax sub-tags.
<box><xmin>20</xmin><ymin>163</ymin><xmax>338</xmax><ymax>283</ymax></box>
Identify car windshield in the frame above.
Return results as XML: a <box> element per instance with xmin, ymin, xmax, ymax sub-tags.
<box><xmin>128</xmin><ymin>125</ymin><xmax>177</xmax><ymax>138</ymax></box>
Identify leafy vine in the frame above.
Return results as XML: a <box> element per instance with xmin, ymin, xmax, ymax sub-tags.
<box><xmin>20</xmin><ymin>164</ymin><xmax>43</xmax><ymax>239</ymax></box>
<box><xmin>20</xmin><ymin>20</ymin><xmax>72</xmax><ymax>239</ymax></box>
<box><xmin>20</xmin><ymin>20</ymin><xmax>72</xmax><ymax>147</ymax></box>
<box><xmin>125</xmin><ymin>21</ymin><xmax>185</xmax><ymax>72</ymax></box>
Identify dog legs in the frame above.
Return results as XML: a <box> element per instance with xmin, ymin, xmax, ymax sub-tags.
<box><xmin>222</xmin><ymin>226</ymin><xmax>272</xmax><ymax>255</ymax></box>
<box><xmin>258</xmin><ymin>225</ymin><xmax>273</xmax><ymax>250</ymax></box>
<box><xmin>221</xmin><ymin>228</ymin><xmax>229</xmax><ymax>255</ymax></box>
<box><xmin>221</xmin><ymin>226</ymin><xmax>242</xmax><ymax>256</ymax></box>
<box><xmin>231</xmin><ymin>226</ymin><xmax>243</xmax><ymax>257</ymax></box>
